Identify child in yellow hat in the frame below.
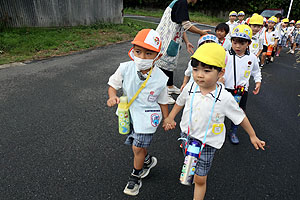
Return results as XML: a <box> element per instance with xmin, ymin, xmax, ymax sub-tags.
<box><xmin>289</xmin><ymin>20</ymin><xmax>300</xmax><ymax>54</ymax></box>
<box><xmin>276</xmin><ymin>18</ymin><xmax>289</xmax><ymax>56</ymax></box>
<box><xmin>286</xmin><ymin>20</ymin><xmax>295</xmax><ymax>50</ymax></box>
<box><xmin>163</xmin><ymin>43</ymin><xmax>265</xmax><ymax>200</ymax></box>
<box><xmin>237</xmin><ymin>11</ymin><xmax>246</xmax><ymax>25</ymax></box>
<box><xmin>224</xmin><ymin>24</ymin><xmax>262</xmax><ymax>144</ymax></box>
<box><xmin>261</xmin><ymin>16</ymin><xmax>279</xmax><ymax>66</ymax></box>
<box><xmin>107</xmin><ymin>29</ymin><xmax>169</xmax><ymax>196</ymax></box>
<box><xmin>226</xmin><ymin>11</ymin><xmax>238</xmax><ymax>40</ymax></box>
<box><xmin>249</xmin><ymin>15</ymin><xmax>264</xmax><ymax>59</ymax></box>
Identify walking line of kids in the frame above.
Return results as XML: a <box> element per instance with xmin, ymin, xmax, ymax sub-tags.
<box><xmin>107</xmin><ymin>2</ymin><xmax>298</xmax><ymax>199</ymax></box>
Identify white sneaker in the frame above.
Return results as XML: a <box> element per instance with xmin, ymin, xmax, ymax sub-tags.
<box><xmin>270</xmin><ymin>57</ymin><xmax>274</xmax><ymax>62</ymax></box>
<box><xmin>291</xmin><ymin>50</ymin><xmax>295</xmax><ymax>54</ymax></box>
<box><xmin>167</xmin><ymin>95</ymin><xmax>175</xmax><ymax>104</ymax></box>
<box><xmin>140</xmin><ymin>156</ymin><xmax>157</xmax><ymax>178</ymax></box>
<box><xmin>123</xmin><ymin>174</ymin><xmax>142</xmax><ymax>196</ymax></box>
<box><xmin>167</xmin><ymin>85</ymin><xmax>181</xmax><ymax>95</ymax></box>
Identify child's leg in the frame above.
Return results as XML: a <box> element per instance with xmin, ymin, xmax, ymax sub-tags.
<box><xmin>260</xmin><ymin>45</ymin><xmax>268</xmax><ymax>66</ymax></box>
<box><xmin>193</xmin><ymin>175</ymin><xmax>207</xmax><ymax>200</ymax></box>
<box><xmin>124</xmin><ymin>132</ymin><xmax>155</xmax><ymax>196</ymax></box>
<box><xmin>291</xmin><ymin>43</ymin><xmax>297</xmax><ymax>54</ymax></box>
<box><xmin>261</xmin><ymin>52</ymin><xmax>266</xmax><ymax>65</ymax></box>
<box><xmin>132</xmin><ymin>146</ymin><xmax>147</xmax><ymax>170</ymax></box>
<box><xmin>277</xmin><ymin>46</ymin><xmax>282</xmax><ymax>56</ymax></box>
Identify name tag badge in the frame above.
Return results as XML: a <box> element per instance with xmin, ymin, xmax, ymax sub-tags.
<box><xmin>253</xmin><ymin>43</ymin><xmax>258</xmax><ymax>49</ymax></box>
<box><xmin>244</xmin><ymin>70</ymin><xmax>250</xmax><ymax>78</ymax></box>
<box><xmin>212</xmin><ymin>123</ymin><xmax>224</xmax><ymax>135</ymax></box>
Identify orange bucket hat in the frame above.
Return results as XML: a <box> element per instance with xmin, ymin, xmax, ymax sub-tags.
<box><xmin>128</xmin><ymin>29</ymin><xmax>161</xmax><ymax>60</ymax></box>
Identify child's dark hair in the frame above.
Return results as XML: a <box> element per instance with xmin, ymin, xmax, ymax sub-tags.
<box><xmin>231</xmin><ymin>37</ymin><xmax>251</xmax><ymax>44</ymax></box>
<box><xmin>215</xmin><ymin>23</ymin><xmax>230</xmax><ymax>35</ymax></box>
<box><xmin>191</xmin><ymin>58</ymin><xmax>222</xmax><ymax>72</ymax></box>
<box><xmin>275</xmin><ymin>13</ymin><xmax>282</xmax><ymax>19</ymax></box>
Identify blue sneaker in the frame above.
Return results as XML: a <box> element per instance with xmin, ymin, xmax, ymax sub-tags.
<box><xmin>228</xmin><ymin>126</ymin><xmax>239</xmax><ymax>144</ymax></box>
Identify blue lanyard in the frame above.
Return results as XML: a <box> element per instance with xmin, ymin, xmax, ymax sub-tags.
<box><xmin>183</xmin><ymin>84</ymin><xmax>218</xmax><ymax>157</ymax></box>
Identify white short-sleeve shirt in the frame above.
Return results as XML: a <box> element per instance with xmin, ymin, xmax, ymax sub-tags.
<box><xmin>176</xmin><ymin>82</ymin><xmax>245</xmax><ymax>149</ymax></box>
<box><xmin>263</xmin><ymin>28</ymin><xmax>279</xmax><ymax>46</ymax></box>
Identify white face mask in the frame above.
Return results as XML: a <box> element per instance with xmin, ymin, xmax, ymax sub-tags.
<box><xmin>134</xmin><ymin>57</ymin><xmax>154</xmax><ymax>71</ymax></box>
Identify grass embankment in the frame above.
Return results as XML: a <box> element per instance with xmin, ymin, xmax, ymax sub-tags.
<box><xmin>0</xmin><ymin>8</ymin><xmax>223</xmax><ymax>65</ymax></box>
<box><xmin>0</xmin><ymin>18</ymin><xmax>157</xmax><ymax>65</ymax></box>
<box><xmin>124</xmin><ymin>8</ymin><xmax>224</xmax><ymax>26</ymax></box>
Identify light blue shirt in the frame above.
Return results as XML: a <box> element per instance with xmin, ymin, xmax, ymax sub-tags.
<box><xmin>119</xmin><ymin>61</ymin><xmax>168</xmax><ymax>133</ymax></box>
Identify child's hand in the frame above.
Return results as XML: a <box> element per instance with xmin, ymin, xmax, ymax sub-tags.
<box><xmin>163</xmin><ymin>117</ymin><xmax>176</xmax><ymax>131</ymax></box>
<box><xmin>250</xmin><ymin>136</ymin><xmax>266</xmax><ymax>150</ymax></box>
<box><xmin>253</xmin><ymin>82</ymin><xmax>261</xmax><ymax>95</ymax></box>
<box><xmin>107</xmin><ymin>96</ymin><xmax>120</xmax><ymax>107</ymax></box>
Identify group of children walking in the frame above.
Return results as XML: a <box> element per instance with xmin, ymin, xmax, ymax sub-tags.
<box><xmin>226</xmin><ymin>11</ymin><xmax>300</xmax><ymax>67</ymax></box>
<box><xmin>104</xmin><ymin>8</ymin><xmax>300</xmax><ymax>200</ymax></box>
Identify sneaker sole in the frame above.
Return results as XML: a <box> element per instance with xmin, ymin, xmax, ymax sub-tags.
<box><xmin>123</xmin><ymin>181</ymin><xmax>142</xmax><ymax>196</ymax></box>
<box><xmin>141</xmin><ymin>157</ymin><xmax>157</xmax><ymax>179</ymax></box>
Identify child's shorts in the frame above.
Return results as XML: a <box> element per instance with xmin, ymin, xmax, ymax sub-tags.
<box><xmin>295</xmin><ymin>35</ymin><xmax>300</xmax><ymax>45</ymax></box>
<box><xmin>262</xmin><ymin>45</ymin><xmax>275</xmax><ymax>55</ymax></box>
<box><xmin>278</xmin><ymin>36</ymin><xmax>288</xmax><ymax>46</ymax></box>
<box><xmin>180</xmin><ymin>132</ymin><xmax>217</xmax><ymax>176</ymax></box>
<box><xmin>124</xmin><ymin>129</ymin><xmax>154</xmax><ymax>148</ymax></box>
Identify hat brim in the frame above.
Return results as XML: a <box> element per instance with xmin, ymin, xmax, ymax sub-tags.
<box><xmin>131</xmin><ymin>41</ymin><xmax>160</xmax><ymax>52</ymax></box>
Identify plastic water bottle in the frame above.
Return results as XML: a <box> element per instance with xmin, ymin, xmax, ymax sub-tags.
<box><xmin>233</xmin><ymin>86</ymin><xmax>245</xmax><ymax>104</ymax></box>
<box><xmin>179</xmin><ymin>140</ymin><xmax>201</xmax><ymax>185</ymax></box>
<box><xmin>118</xmin><ymin>96</ymin><xmax>130</xmax><ymax>135</ymax></box>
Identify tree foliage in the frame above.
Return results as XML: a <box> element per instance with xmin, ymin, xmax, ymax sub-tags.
<box><xmin>124</xmin><ymin>0</ymin><xmax>300</xmax><ymax>20</ymax></box>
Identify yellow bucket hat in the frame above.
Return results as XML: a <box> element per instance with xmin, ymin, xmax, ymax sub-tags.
<box><xmin>238</xmin><ymin>11</ymin><xmax>245</xmax><ymax>16</ymax></box>
<box><xmin>249</xmin><ymin>15</ymin><xmax>264</xmax><ymax>25</ymax></box>
<box><xmin>191</xmin><ymin>43</ymin><xmax>226</xmax><ymax>69</ymax></box>
<box><xmin>231</xmin><ymin>24</ymin><xmax>253</xmax><ymax>40</ymax></box>
<box><xmin>282</xmin><ymin>18</ymin><xmax>289</xmax><ymax>23</ymax></box>
<box><xmin>268</xmin><ymin>16</ymin><xmax>277</xmax><ymax>23</ymax></box>
<box><xmin>229</xmin><ymin>11</ymin><xmax>237</xmax><ymax>16</ymax></box>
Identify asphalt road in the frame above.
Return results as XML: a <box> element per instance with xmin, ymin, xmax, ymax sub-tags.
<box><xmin>1</xmin><ymin>19</ymin><xmax>300</xmax><ymax>200</ymax></box>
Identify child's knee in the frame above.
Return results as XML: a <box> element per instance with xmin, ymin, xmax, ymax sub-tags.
<box><xmin>132</xmin><ymin>145</ymin><xmax>145</xmax><ymax>155</ymax></box>
<box><xmin>194</xmin><ymin>175</ymin><xmax>207</xmax><ymax>186</ymax></box>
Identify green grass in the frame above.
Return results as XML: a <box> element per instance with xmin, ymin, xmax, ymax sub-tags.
<box><xmin>0</xmin><ymin>18</ymin><xmax>157</xmax><ymax>65</ymax></box>
<box><xmin>124</xmin><ymin>7</ymin><xmax>224</xmax><ymax>25</ymax></box>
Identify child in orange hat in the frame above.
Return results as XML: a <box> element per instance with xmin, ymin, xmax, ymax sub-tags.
<box><xmin>107</xmin><ymin>29</ymin><xmax>169</xmax><ymax>196</ymax></box>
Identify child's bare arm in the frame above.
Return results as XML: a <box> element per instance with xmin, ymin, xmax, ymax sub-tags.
<box><xmin>107</xmin><ymin>86</ymin><xmax>120</xmax><ymax>107</ymax></box>
<box><xmin>159</xmin><ymin>104</ymin><xmax>169</xmax><ymax>119</ymax></box>
<box><xmin>240</xmin><ymin>116</ymin><xmax>265</xmax><ymax>150</ymax></box>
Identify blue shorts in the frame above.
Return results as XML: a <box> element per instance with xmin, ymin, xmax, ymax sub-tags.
<box><xmin>124</xmin><ymin>129</ymin><xmax>154</xmax><ymax>148</ymax></box>
<box><xmin>181</xmin><ymin>132</ymin><xmax>217</xmax><ymax>176</ymax></box>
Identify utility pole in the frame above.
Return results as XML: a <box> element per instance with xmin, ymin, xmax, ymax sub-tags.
<box><xmin>287</xmin><ymin>0</ymin><xmax>293</xmax><ymax>19</ymax></box>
